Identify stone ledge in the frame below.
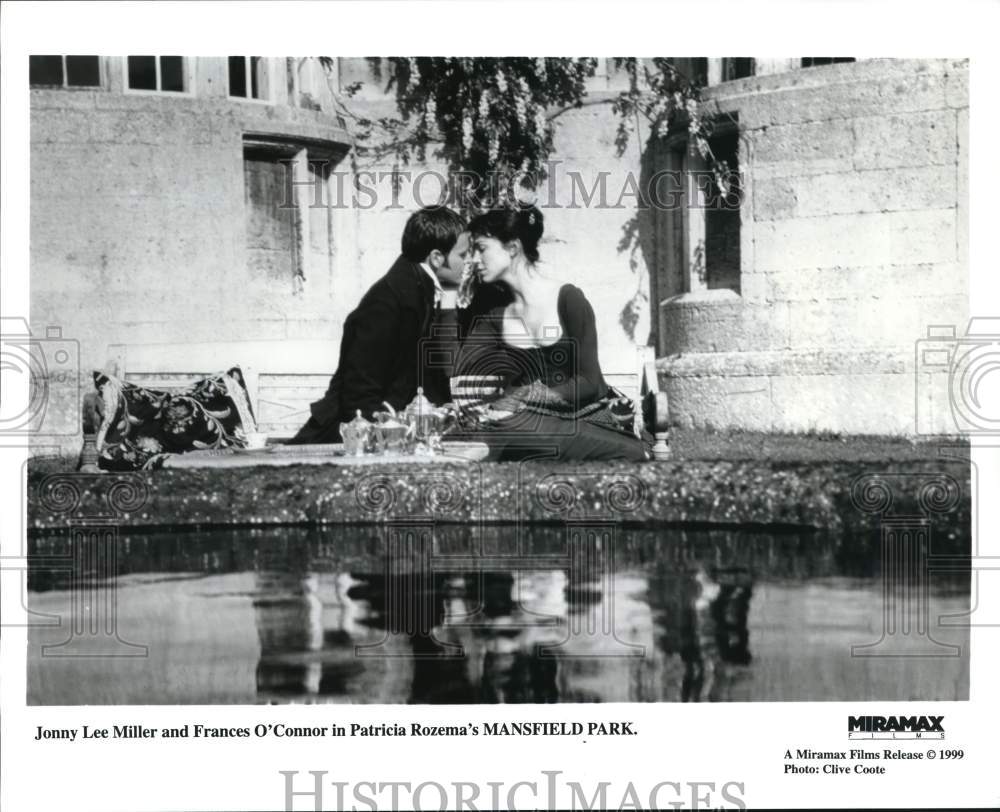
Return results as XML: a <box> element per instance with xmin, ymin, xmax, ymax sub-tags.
<box><xmin>704</xmin><ymin>58</ymin><xmax>966</xmax><ymax>103</ymax></box>
<box><xmin>658</xmin><ymin>348</ymin><xmax>911</xmax><ymax>378</ymax></box>
<box><xmin>26</xmin><ymin>459</ymin><xmax>971</xmax><ymax>555</ymax></box>
<box><xmin>33</xmin><ymin>89</ymin><xmax>353</xmax><ymax>146</ymax></box>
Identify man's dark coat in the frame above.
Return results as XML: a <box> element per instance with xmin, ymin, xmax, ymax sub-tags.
<box><xmin>289</xmin><ymin>256</ymin><xmax>449</xmax><ymax>444</ymax></box>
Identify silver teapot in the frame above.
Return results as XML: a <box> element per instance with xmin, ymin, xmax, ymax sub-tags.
<box><xmin>339</xmin><ymin>410</ymin><xmax>372</xmax><ymax>456</ymax></box>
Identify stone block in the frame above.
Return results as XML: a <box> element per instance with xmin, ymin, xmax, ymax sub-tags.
<box><xmin>30</xmin><ymin>109</ymin><xmax>97</xmax><ymax>144</ymax></box>
<box><xmin>754</xmin><ymin>72</ymin><xmax>948</xmax><ymax>128</ymax></box>
<box><xmin>663</xmin><ymin>374</ymin><xmax>774</xmax><ymax>431</ymax></box>
<box><xmin>944</xmin><ymin>66</ymin><xmax>969</xmax><ymax>109</ymax></box>
<box><xmin>788</xmin><ymin>298</ymin><xmax>908</xmax><ymax>350</ymax></box>
<box><xmin>750</xmin><ymin>120</ymin><xmax>855</xmax><ymax>179</ymax></box>
<box><xmin>660</xmin><ymin>292</ymin><xmax>789</xmax><ymax>354</ymax></box>
<box><xmin>753</xmin><ymin>166</ymin><xmax>955</xmax><ymax>223</ymax></box>
<box><xmin>771</xmin><ymin>372</ymin><xmax>915</xmax><ymax>434</ymax></box>
<box><xmin>739</xmin><ymin>272</ymin><xmax>770</xmax><ymax>302</ymax></box>
<box><xmin>787</xmin><ymin>293</ymin><xmax>967</xmax><ymax>352</ymax></box>
<box><xmin>754</xmin><ymin>213</ymin><xmax>891</xmax><ymax>271</ymax></box>
<box><xmin>768</xmin><ymin>263</ymin><xmax>964</xmax><ymax>304</ymax></box>
<box><xmin>914</xmin><ymin>295</ymin><xmax>969</xmax><ymax>342</ymax></box>
<box><xmin>889</xmin><ymin>209</ymin><xmax>956</xmax><ymax>265</ymax></box>
<box><xmin>782</xmin><ymin>166</ymin><xmax>956</xmax><ymax>219</ymax></box>
<box><xmin>753</xmin><ymin>177</ymin><xmax>798</xmax><ymax>221</ymax></box>
<box><xmin>29</xmin><ymin>89</ymin><xmax>99</xmax><ymax>111</ymax></box>
<box><xmin>853</xmin><ymin>111</ymin><xmax>957</xmax><ymax>170</ymax></box>
<box><xmin>914</xmin><ymin>369</ymin><xmax>961</xmax><ymax>435</ymax></box>
<box><xmin>658</xmin><ymin>348</ymin><xmax>909</xmax><ymax>379</ymax></box>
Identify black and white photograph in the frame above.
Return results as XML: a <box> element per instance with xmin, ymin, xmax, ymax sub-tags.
<box><xmin>2</xmin><ymin>2</ymin><xmax>997</xmax><ymax>811</ymax></box>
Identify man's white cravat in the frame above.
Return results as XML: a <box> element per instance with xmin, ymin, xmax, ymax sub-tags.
<box><xmin>419</xmin><ymin>262</ymin><xmax>443</xmax><ymax>308</ymax></box>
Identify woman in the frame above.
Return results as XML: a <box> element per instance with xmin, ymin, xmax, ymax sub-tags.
<box><xmin>450</xmin><ymin>205</ymin><xmax>648</xmax><ymax>462</ymax></box>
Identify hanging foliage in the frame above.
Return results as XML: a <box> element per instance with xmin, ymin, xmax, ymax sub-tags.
<box><xmin>320</xmin><ymin>57</ymin><xmax>732</xmax><ymax>209</ymax></box>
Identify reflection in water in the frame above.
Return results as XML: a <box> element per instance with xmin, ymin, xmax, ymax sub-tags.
<box><xmin>26</xmin><ymin>524</ymin><xmax>970</xmax><ymax>705</ymax></box>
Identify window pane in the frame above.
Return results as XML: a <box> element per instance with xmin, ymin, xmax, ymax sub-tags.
<box><xmin>802</xmin><ymin>57</ymin><xmax>855</xmax><ymax>68</ymax></box>
<box><xmin>65</xmin><ymin>55</ymin><xmax>100</xmax><ymax>87</ymax></box>
<box><xmin>250</xmin><ymin>56</ymin><xmax>262</xmax><ymax>99</ymax></box>
<box><xmin>228</xmin><ymin>56</ymin><xmax>247</xmax><ymax>97</ymax></box>
<box><xmin>724</xmin><ymin>57</ymin><xmax>754</xmax><ymax>81</ymax></box>
<box><xmin>160</xmin><ymin>56</ymin><xmax>185</xmax><ymax>92</ymax></box>
<box><xmin>128</xmin><ymin>55</ymin><xmax>157</xmax><ymax>90</ymax></box>
<box><xmin>704</xmin><ymin>130</ymin><xmax>741</xmax><ymax>294</ymax></box>
<box><xmin>244</xmin><ymin>149</ymin><xmax>298</xmax><ymax>283</ymax></box>
<box><xmin>29</xmin><ymin>55</ymin><xmax>64</xmax><ymax>86</ymax></box>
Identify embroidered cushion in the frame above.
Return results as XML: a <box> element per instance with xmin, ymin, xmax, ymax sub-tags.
<box><xmin>94</xmin><ymin>367</ymin><xmax>256</xmax><ymax>471</ymax></box>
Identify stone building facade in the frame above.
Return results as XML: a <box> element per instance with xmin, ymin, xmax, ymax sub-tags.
<box><xmin>28</xmin><ymin>56</ymin><xmax>968</xmax><ymax>448</ymax></box>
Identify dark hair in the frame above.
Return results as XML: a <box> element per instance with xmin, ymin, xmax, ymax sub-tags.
<box><xmin>401</xmin><ymin>206</ymin><xmax>467</xmax><ymax>262</ymax></box>
<box><xmin>468</xmin><ymin>205</ymin><xmax>544</xmax><ymax>263</ymax></box>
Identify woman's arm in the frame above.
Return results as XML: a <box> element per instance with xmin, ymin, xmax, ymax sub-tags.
<box><xmin>494</xmin><ymin>285</ymin><xmax>606</xmax><ymax>410</ymax></box>
<box><xmin>541</xmin><ymin>284</ymin><xmax>606</xmax><ymax>404</ymax></box>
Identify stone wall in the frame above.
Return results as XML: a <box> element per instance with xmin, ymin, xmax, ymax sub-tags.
<box><xmin>30</xmin><ymin>85</ymin><xmax>355</xmax><ymax>379</ymax></box>
<box><xmin>659</xmin><ymin>58</ymin><xmax>969</xmax><ymax>435</ymax></box>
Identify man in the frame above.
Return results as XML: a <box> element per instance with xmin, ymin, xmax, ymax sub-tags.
<box><xmin>289</xmin><ymin>206</ymin><xmax>469</xmax><ymax>444</ymax></box>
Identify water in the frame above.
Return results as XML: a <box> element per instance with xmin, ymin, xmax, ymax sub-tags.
<box><xmin>27</xmin><ymin>525</ymin><xmax>969</xmax><ymax>704</ymax></box>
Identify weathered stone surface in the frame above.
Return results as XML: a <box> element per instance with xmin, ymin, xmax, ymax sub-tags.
<box><xmin>788</xmin><ymin>298</ymin><xmax>919</xmax><ymax>351</ymax></box>
<box><xmin>660</xmin><ymin>292</ymin><xmax>790</xmax><ymax>354</ymax></box>
<box><xmin>889</xmin><ymin>209</ymin><xmax>957</xmax><ymax>265</ymax></box>
<box><xmin>754</xmin><ymin>72</ymin><xmax>949</xmax><ymax>127</ymax></box>
<box><xmin>752</xmin><ymin>176</ymin><xmax>798</xmax><ymax>220</ymax></box>
<box><xmin>853</xmin><ymin>111</ymin><xmax>957</xmax><ymax>170</ymax></box>
<box><xmin>751</xmin><ymin>119</ymin><xmax>855</xmax><ymax>175</ymax></box>
<box><xmin>658</xmin><ymin>348</ymin><xmax>910</xmax><ymax>379</ymax></box>
<box><xmin>766</xmin><ymin>263</ymin><xmax>965</xmax><ymax>304</ymax></box>
<box><xmin>770</xmin><ymin>372</ymin><xmax>915</xmax><ymax>434</ymax></box>
<box><xmin>664</xmin><ymin>374</ymin><xmax>774</xmax><ymax>431</ymax></box>
<box><xmin>755</xmin><ymin>213</ymin><xmax>892</xmax><ymax>271</ymax></box>
<box><xmin>944</xmin><ymin>66</ymin><xmax>969</xmax><ymax>109</ymax></box>
<box><xmin>754</xmin><ymin>166</ymin><xmax>957</xmax><ymax>221</ymax></box>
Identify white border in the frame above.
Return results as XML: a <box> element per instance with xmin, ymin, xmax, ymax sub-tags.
<box><xmin>3</xmin><ymin>2</ymin><xmax>999</xmax><ymax>810</ymax></box>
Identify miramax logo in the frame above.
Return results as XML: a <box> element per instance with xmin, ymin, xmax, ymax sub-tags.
<box><xmin>848</xmin><ymin>715</ymin><xmax>945</xmax><ymax>740</ymax></box>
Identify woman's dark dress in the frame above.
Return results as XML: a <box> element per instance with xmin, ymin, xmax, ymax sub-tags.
<box><xmin>452</xmin><ymin>283</ymin><xmax>647</xmax><ymax>462</ymax></box>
